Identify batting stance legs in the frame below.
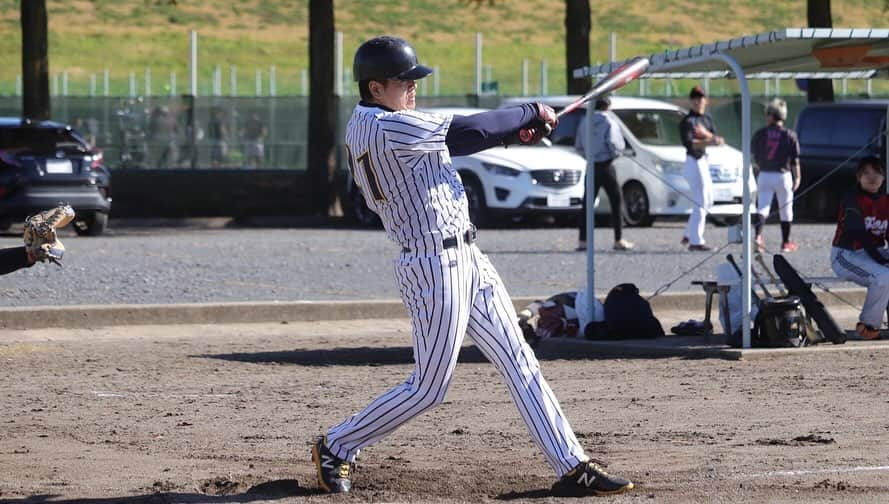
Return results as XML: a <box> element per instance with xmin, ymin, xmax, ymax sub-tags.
<box><xmin>324</xmin><ymin>241</ymin><xmax>587</xmax><ymax>476</ymax></box>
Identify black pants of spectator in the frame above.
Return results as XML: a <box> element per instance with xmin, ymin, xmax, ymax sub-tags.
<box><xmin>579</xmin><ymin>160</ymin><xmax>623</xmax><ymax>242</ymax></box>
<box><xmin>0</xmin><ymin>247</ymin><xmax>31</xmax><ymax>275</ymax></box>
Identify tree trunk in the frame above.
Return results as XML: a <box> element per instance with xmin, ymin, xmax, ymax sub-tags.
<box><xmin>307</xmin><ymin>0</ymin><xmax>340</xmax><ymax>216</ymax></box>
<box><xmin>806</xmin><ymin>0</ymin><xmax>834</xmax><ymax>103</ymax></box>
<box><xmin>565</xmin><ymin>0</ymin><xmax>592</xmax><ymax>94</ymax></box>
<box><xmin>21</xmin><ymin>0</ymin><xmax>50</xmax><ymax>120</ymax></box>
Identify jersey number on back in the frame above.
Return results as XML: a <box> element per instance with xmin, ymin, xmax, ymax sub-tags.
<box><xmin>347</xmin><ymin>146</ymin><xmax>386</xmax><ymax>202</ymax></box>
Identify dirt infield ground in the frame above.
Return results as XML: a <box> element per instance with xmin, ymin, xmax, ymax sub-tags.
<box><xmin>3</xmin><ymin>319</ymin><xmax>889</xmax><ymax>503</ymax></box>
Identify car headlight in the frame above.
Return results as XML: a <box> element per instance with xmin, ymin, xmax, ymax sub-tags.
<box><xmin>482</xmin><ymin>162</ymin><xmax>521</xmax><ymax>178</ymax></box>
<box><xmin>659</xmin><ymin>161</ymin><xmax>684</xmax><ymax>175</ymax></box>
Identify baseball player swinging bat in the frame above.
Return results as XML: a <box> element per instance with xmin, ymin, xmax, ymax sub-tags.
<box><xmin>518</xmin><ymin>56</ymin><xmax>651</xmax><ymax>143</ymax></box>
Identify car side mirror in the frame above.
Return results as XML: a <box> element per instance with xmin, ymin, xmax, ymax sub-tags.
<box><xmin>623</xmin><ymin>144</ymin><xmax>635</xmax><ymax>157</ymax></box>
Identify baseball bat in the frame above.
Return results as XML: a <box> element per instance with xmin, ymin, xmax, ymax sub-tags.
<box><xmin>518</xmin><ymin>56</ymin><xmax>651</xmax><ymax>143</ymax></box>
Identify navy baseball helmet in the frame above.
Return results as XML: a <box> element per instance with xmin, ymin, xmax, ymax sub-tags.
<box><xmin>353</xmin><ymin>36</ymin><xmax>432</xmax><ymax>82</ymax></box>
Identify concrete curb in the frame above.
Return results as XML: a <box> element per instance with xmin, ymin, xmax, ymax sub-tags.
<box><xmin>0</xmin><ymin>287</ymin><xmax>868</xmax><ymax>331</ymax></box>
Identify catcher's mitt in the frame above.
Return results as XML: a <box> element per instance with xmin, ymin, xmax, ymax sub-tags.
<box><xmin>24</xmin><ymin>204</ymin><xmax>75</xmax><ymax>265</ymax></box>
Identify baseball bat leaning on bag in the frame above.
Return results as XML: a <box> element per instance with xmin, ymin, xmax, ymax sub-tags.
<box><xmin>518</xmin><ymin>56</ymin><xmax>651</xmax><ymax>143</ymax></box>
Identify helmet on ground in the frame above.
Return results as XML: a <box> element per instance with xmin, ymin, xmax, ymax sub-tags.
<box><xmin>766</xmin><ymin>98</ymin><xmax>787</xmax><ymax>121</ymax></box>
<box><xmin>353</xmin><ymin>36</ymin><xmax>432</xmax><ymax>82</ymax></box>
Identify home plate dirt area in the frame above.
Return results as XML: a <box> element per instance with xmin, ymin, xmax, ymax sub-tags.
<box><xmin>2</xmin><ymin>319</ymin><xmax>889</xmax><ymax>503</ymax></box>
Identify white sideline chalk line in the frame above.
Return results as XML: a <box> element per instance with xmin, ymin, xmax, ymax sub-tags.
<box><xmin>90</xmin><ymin>390</ymin><xmax>236</xmax><ymax>398</ymax></box>
<box><xmin>743</xmin><ymin>465</ymin><xmax>889</xmax><ymax>478</ymax></box>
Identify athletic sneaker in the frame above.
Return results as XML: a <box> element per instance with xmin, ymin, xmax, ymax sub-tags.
<box><xmin>754</xmin><ymin>235</ymin><xmax>766</xmax><ymax>253</ymax></box>
<box><xmin>688</xmin><ymin>244</ymin><xmax>713</xmax><ymax>252</ymax></box>
<box><xmin>856</xmin><ymin>322</ymin><xmax>881</xmax><ymax>340</ymax></box>
<box><xmin>613</xmin><ymin>239</ymin><xmax>635</xmax><ymax>251</ymax></box>
<box><xmin>312</xmin><ymin>436</ymin><xmax>353</xmax><ymax>493</ymax></box>
<box><xmin>781</xmin><ymin>241</ymin><xmax>799</xmax><ymax>253</ymax></box>
<box><xmin>551</xmin><ymin>460</ymin><xmax>634</xmax><ymax>496</ymax></box>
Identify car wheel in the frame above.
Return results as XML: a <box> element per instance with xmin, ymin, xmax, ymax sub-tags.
<box><xmin>74</xmin><ymin>211</ymin><xmax>108</xmax><ymax>236</ymax></box>
<box><xmin>461</xmin><ymin>173</ymin><xmax>489</xmax><ymax>227</ymax></box>
<box><xmin>622</xmin><ymin>181</ymin><xmax>653</xmax><ymax>227</ymax></box>
<box><xmin>349</xmin><ymin>183</ymin><xmax>382</xmax><ymax>227</ymax></box>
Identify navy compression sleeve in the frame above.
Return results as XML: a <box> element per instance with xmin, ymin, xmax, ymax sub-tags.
<box><xmin>445</xmin><ymin>104</ymin><xmax>538</xmax><ymax>156</ymax></box>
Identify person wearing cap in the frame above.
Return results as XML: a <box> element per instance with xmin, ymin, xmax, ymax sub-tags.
<box><xmin>830</xmin><ymin>156</ymin><xmax>889</xmax><ymax>340</ymax></box>
<box><xmin>574</xmin><ymin>96</ymin><xmax>634</xmax><ymax>251</ymax></box>
<box><xmin>751</xmin><ymin>98</ymin><xmax>801</xmax><ymax>253</ymax></box>
<box><xmin>678</xmin><ymin>85</ymin><xmax>724</xmax><ymax>251</ymax></box>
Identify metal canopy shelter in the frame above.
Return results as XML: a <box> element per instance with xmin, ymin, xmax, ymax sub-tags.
<box><xmin>573</xmin><ymin>28</ymin><xmax>889</xmax><ymax>348</ymax></box>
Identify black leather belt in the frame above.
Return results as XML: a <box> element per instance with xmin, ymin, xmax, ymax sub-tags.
<box><xmin>402</xmin><ymin>226</ymin><xmax>477</xmax><ymax>253</ymax></box>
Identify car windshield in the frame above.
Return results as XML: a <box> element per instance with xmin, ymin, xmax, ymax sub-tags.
<box><xmin>613</xmin><ymin>109</ymin><xmax>685</xmax><ymax>146</ymax></box>
<box><xmin>0</xmin><ymin>127</ymin><xmax>89</xmax><ymax>155</ymax></box>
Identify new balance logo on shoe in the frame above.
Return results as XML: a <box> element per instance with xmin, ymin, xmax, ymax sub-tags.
<box><xmin>577</xmin><ymin>471</ymin><xmax>597</xmax><ymax>487</ymax></box>
<box><xmin>312</xmin><ymin>437</ymin><xmax>353</xmax><ymax>493</ymax></box>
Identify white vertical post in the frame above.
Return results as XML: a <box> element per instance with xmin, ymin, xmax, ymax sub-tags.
<box><xmin>522</xmin><ymin>58</ymin><xmax>529</xmax><ymax>96</ymax></box>
<box><xmin>103</xmin><ymin>69</ymin><xmax>109</xmax><ymax>97</ymax></box>
<box><xmin>842</xmin><ymin>78</ymin><xmax>848</xmax><ymax>96</ymax></box>
<box><xmin>540</xmin><ymin>59</ymin><xmax>548</xmax><ymax>96</ymax></box>
<box><xmin>639</xmin><ymin>78</ymin><xmax>645</xmax><ymax>97</ymax></box>
<box><xmin>89</xmin><ymin>74</ymin><xmax>96</xmax><ymax>97</ymax></box>
<box><xmin>230</xmin><ymin>66</ymin><xmax>236</xmax><ymax>96</ymax></box>
<box><xmin>255</xmin><ymin>69</ymin><xmax>262</xmax><ymax>96</ymax></box>
<box><xmin>764</xmin><ymin>78</ymin><xmax>770</xmax><ymax>97</ymax></box>
<box><xmin>433</xmin><ymin>66</ymin><xmax>440</xmax><ymax>96</ymax></box>
<box><xmin>145</xmin><ymin>67</ymin><xmax>151</xmax><ymax>97</ymax></box>
<box><xmin>609</xmin><ymin>32</ymin><xmax>617</xmax><ymax>63</ymax></box>
<box><xmin>170</xmin><ymin>71</ymin><xmax>177</xmax><ymax>96</ymax></box>
<box><xmin>52</xmin><ymin>73</ymin><xmax>58</xmax><ymax>96</ymax></box>
<box><xmin>129</xmin><ymin>71</ymin><xmax>136</xmax><ymax>97</ymax></box>
<box><xmin>189</xmin><ymin>30</ymin><xmax>198</xmax><ymax>96</ymax></box>
<box><xmin>62</xmin><ymin>71</ymin><xmax>69</xmax><ymax>96</ymax></box>
<box><xmin>269</xmin><ymin>65</ymin><xmax>276</xmax><ymax>97</ymax></box>
<box><xmin>300</xmin><ymin>69</ymin><xmax>308</xmax><ymax>96</ymax></box>
<box><xmin>475</xmin><ymin>32</ymin><xmax>483</xmax><ymax>96</ymax></box>
<box><xmin>335</xmin><ymin>31</ymin><xmax>343</xmax><ymax>97</ymax></box>
<box><xmin>15</xmin><ymin>74</ymin><xmax>22</xmax><ymax>96</ymax></box>
<box><xmin>703</xmin><ymin>77</ymin><xmax>710</xmax><ymax>97</ymax></box>
<box><xmin>867</xmin><ymin>78</ymin><xmax>873</xmax><ymax>96</ymax></box>
<box><xmin>584</xmin><ymin>99</ymin><xmax>597</xmax><ymax>315</ymax></box>
<box><xmin>775</xmin><ymin>77</ymin><xmax>781</xmax><ymax>96</ymax></box>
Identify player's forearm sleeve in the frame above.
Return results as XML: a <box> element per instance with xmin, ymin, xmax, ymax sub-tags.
<box><xmin>0</xmin><ymin>246</ymin><xmax>31</xmax><ymax>275</ymax></box>
<box><xmin>446</xmin><ymin>104</ymin><xmax>537</xmax><ymax>156</ymax></box>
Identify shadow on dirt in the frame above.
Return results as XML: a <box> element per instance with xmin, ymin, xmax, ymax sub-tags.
<box><xmin>2</xmin><ymin>479</ymin><xmax>313</xmax><ymax>504</ymax></box>
<box><xmin>197</xmin><ymin>340</ymin><xmax>691</xmax><ymax>367</ymax></box>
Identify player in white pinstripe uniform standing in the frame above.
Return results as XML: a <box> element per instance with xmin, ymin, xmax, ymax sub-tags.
<box><xmin>312</xmin><ymin>36</ymin><xmax>634</xmax><ymax>497</ymax></box>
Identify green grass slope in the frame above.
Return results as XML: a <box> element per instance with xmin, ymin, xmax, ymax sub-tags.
<box><xmin>0</xmin><ymin>0</ymin><xmax>886</xmax><ymax>96</ymax></box>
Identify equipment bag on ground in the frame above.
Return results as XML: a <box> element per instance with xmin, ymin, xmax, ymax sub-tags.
<box><xmin>599</xmin><ymin>283</ymin><xmax>664</xmax><ymax>340</ymax></box>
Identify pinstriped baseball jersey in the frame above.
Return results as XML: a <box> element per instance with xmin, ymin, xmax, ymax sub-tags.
<box><xmin>327</xmin><ymin>101</ymin><xmax>590</xmax><ymax>478</ymax></box>
<box><xmin>345</xmin><ymin>104</ymin><xmax>473</xmax><ymax>254</ymax></box>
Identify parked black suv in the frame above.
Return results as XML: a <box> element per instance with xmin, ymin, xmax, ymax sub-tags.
<box><xmin>795</xmin><ymin>100</ymin><xmax>887</xmax><ymax>218</ymax></box>
<box><xmin>0</xmin><ymin>118</ymin><xmax>112</xmax><ymax>235</ymax></box>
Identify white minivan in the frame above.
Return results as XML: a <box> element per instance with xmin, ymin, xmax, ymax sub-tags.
<box><xmin>501</xmin><ymin>96</ymin><xmax>754</xmax><ymax>226</ymax></box>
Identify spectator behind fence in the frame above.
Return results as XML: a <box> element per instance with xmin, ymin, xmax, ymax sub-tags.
<box><xmin>208</xmin><ymin>107</ymin><xmax>229</xmax><ymax>168</ymax></box>
<box><xmin>574</xmin><ymin>96</ymin><xmax>634</xmax><ymax>252</ymax></box>
<box><xmin>678</xmin><ymin>85</ymin><xmax>724</xmax><ymax>252</ymax></box>
<box><xmin>829</xmin><ymin>156</ymin><xmax>889</xmax><ymax>341</ymax></box>
<box><xmin>751</xmin><ymin>98</ymin><xmax>801</xmax><ymax>253</ymax></box>
<box><xmin>241</xmin><ymin>113</ymin><xmax>267</xmax><ymax>169</ymax></box>
<box><xmin>148</xmin><ymin>106</ymin><xmax>179</xmax><ymax>169</ymax></box>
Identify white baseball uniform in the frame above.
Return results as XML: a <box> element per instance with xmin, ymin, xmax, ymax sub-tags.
<box><xmin>326</xmin><ymin>103</ymin><xmax>588</xmax><ymax>476</ymax></box>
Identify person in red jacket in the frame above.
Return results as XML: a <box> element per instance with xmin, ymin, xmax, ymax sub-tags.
<box><xmin>830</xmin><ymin>156</ymin><xmax>889</xmax><ymax>340</ymax></box>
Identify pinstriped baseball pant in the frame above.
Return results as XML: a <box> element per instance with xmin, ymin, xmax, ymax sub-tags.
<box><xmin>831</xmin><ymin>246</ymin><xmax>889</xmax><ymax>328</ymax></box>
<box><xmin>326</xmin><ymin>240</ymin><xmax>588</xmax><ymax>477</ymax></box>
